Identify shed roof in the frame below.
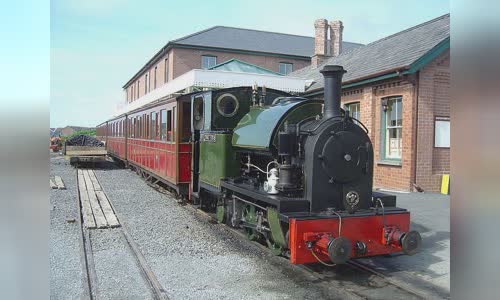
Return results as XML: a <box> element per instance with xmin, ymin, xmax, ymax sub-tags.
<box><xmin>289</xmin><ymin>14</ymin><xmax>450</xmax><ymax>92</ymax></box>
<box><xmin>172</xmin><ymin>26</ymin><xmax>363</xmax><ymax>57</ymax></box>
<box><xmin>208</xmin><ymin>59</ymin><xmax>282</xmax><ymax>75</ymax></box>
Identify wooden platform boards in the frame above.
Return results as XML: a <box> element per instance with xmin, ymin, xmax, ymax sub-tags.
<box><xmin>77</xmin><ymin>169</ymin><xmax>120</xmax><ymax>229</ymax></box>
<box><xmin>50</xmin><ymin>176</ymin><xmax>66</xmax><ymax>189</ymax></box>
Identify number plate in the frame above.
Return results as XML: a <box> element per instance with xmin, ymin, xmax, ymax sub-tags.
<box><xmin>201</xmin><ymin>133</ymin><xmax>216</xmax><ymax>143</ymax></box>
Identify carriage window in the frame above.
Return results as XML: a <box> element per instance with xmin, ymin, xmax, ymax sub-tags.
<box><xmin>138</xmin><ymin>117</ymin><xmax>142</xmax><ymax>138</ymax></box>
<box><xmin>146</xmin><ymin>114</ymin><xmax>150</xmax><ymax>139</ymax></box>
<box><xmin>160</xmin><ymin>109</ymin><xmax>167</xmax><ymax>140</ymax></box>
<box><xmin>137</xmin><ymin>117</ymin><xmax>140</xmax><ymax>138</ymax></box>
<box><xmin>167</xmin><ymin>110</ymin><xmax>172</xmax><ymax>142</ymax></box>
<box><xmin>138</xmin><ymin>117</ymin><xmax>141</xmax><ymax>138</ymax></box>
<box><xmin>216</xmin><ymin>93</ymin><xmax>239</xmax><ymax>117</ymax></box>
<box><xmin>381</xmin><ymin>97</ymin><xmax>402</xmax><ymax>160</ymax></box>
<box><xmin>155</xmin><ymin>113</ymin><xmax>159</xmax><ymax>138</ymax></box>
<box><xmin>182</xmin><ymin>102</ymin><xmax>191</xmax><ymax>142</ymax></box>
<box><xmin>193</xmin><ymin>96</ymin><xmax>204</xmax><ymax>130</ymax></box>
<box><xmin>150</xmin><ymin>112</ymin><xmax>156</xmax><ymax>139</ymax></box>
<box><xmin>131</xmin><ymin>119</ymin><xmax>134</xmax><ymax>138</ymax></box>
<box><xmin>172</xmin><ymin>109</ymin><xmax>176</xmax><ymax>142</ymax></box>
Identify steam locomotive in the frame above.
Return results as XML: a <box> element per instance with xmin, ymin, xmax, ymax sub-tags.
<box><xmin>98</xmin><ymin>65</ymin><xmax>421</xmax><ymax>265</ymax></box>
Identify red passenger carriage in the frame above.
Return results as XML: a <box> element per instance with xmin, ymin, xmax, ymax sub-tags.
<box><xmin>98</xmin><ymin>95</ymin><xmax>193</xmax><ymax>195</ymax></box>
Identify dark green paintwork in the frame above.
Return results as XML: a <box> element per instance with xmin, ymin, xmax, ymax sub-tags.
<box><xmin>267</xmin><ymin>208</ymin><xmax>287</xmax><ymax>248</ymax></box>
<box><xmin>232</xmin><ymin>100</ymin><xmax>322</xmax><ymax>151</ymax></box>
<box><xmin>216</xmin><ymin>204</ymin><xmax>225</xmax><ymax>223</ymax></box>
<box><xmin>199</xmin><ymin>132</ymin><xmax>239</xmax><ymax>188</ymax></box>
<box><xmin>243</xmin><ymin>205</ymin><xmax>259</xmax><ymax>241</ymax></box>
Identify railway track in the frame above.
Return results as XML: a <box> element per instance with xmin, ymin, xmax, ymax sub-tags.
<box><xmin>76</xmin><ymin>168</ymin><xmax>169</xmax><ymax>300</ymax></box>
<box><xmin>188</xmin><ymin>206</ymin><xmax>430</xmax><ymax>299</ymax></box>
<box><xmin>95</xmin><ymin>166</ymin><xmax>441</xmax><ymax>299</ymax></box>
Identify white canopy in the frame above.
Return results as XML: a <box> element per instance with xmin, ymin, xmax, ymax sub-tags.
<box><xmin>114</xmin><ymin>69</ymin><xmax>307</xmax><ymax>116</ymax></box>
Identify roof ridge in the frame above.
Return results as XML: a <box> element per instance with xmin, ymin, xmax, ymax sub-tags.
<box><xmin>364</xmin><ymin>13</ymin><xmax>449</xmax><ymax>47</ymax></box>
<box><xmin>170</xmin><ymin>26</ymin><xmax>220</xmax><ymax>43</ymax></box>
<box><xmin>184</xmin><ymin>25</ymin><xmax>364</xmax><ymax>46</ymax></box>
<box><xmin>214</xmin><ymin>25</ymin><xmax>316</xmax><ymax>39</ymax></box>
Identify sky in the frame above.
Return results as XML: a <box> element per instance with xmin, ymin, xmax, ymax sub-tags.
<box><xmin>50</xmin><ymin>0</ymin><xmax>449</xmax><ymax>128</ymax></box>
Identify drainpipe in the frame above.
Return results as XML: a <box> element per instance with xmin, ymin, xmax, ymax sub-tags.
<box><xmin>412</xmin><ymin>72</ymin><xmax>422</xmax><ymax>192</ymax></box>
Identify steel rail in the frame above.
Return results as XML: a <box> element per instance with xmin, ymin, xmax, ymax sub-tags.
<box><xmin>143</xmin><ymin>170</ymin><xmax>435</xmax><ymax>300</ymax></box>
<box><xmin>77</xmin><ymin>167</ymin><xmax>169</xmax><ymax>300</ymax></box>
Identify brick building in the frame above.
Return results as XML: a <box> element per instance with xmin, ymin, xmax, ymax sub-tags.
<box><xmin>122</xmin><ymin>26</ymin><xmax>362</xmax><ymax>103</ymax></box>
<box><xmin>291</xmin><ymin>14</ymin><xmax>450</xmax><ymax>192</ymax></box>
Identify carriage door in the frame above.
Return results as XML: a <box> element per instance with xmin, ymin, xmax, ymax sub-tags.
<box><xmin>191</xmin><ymin>95</ymin><xmax>205</xmax><ymax>198</ymax></box>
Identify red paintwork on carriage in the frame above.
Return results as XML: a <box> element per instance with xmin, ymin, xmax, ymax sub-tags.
<box><xmin>104</xmin><ymin>98</ymin><xmax>192</xmax><ymax>193</ymax></box>
<box><xmin>107</xmin><ymin>136</ymin><xmax>126</xmax><ymax>159</ymax></box>
<box><xmin>126</xmin><ymin>139</ymin><xmax>190</xmax><ymax>183</ymax></box>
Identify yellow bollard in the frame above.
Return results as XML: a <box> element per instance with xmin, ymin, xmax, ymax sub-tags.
<box><xmin>440</xmin><ymin>174</ymin><xmax>450</xmax><ymax>195</ymax></box>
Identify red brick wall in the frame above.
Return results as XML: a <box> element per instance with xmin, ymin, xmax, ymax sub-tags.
<box><xmin>339</xmin><ymin>81</ymin><xmax>417</xmax><ymax>191</ymax></box>
<box><xmin>125</xmin><ymin>47</ymin><xmax>310</xmax><ymax>102</ymax></box>
<box><xmin>416</xmin><ymin>50</ymin><xmax>450</xmax><ymax>192</ymax></box>
<box><xmin>171</xmin><ymin>47</ymin><xmax>310</xmax><ymax>79</ymax></box>
<box><xmin>372</xmin><ymin>81</ymin><xmax>417</xmax><ymax>191</ymax></box>
<box><xmin>307</xmin><ymin>55</ymin><xmax>450</xmax><ymax>193</ymax></box>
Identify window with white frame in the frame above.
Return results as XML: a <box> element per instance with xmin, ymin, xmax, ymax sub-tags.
<box><xmin>435</xmin><ymin>116</ymin><xmax>450</xmax><ymax>148</ymax></box>
<box><xmin>279</xmin><ymin>62</ymin><xmax>293</xmax><ymax>75</ymax></box>
<box><xmin>344</xmin><ymin>102</ymin><xmax>360</xmax><ymax>121</ymax></box>
<box><xmin>381</xmin><ymin>97</ymin><xmax>403</xmax><ymax>160</ymax></box>
<box><xmin>201</xmin><ymin>55</ymin><xmax>217</xmax><ymax>69</ymax></box>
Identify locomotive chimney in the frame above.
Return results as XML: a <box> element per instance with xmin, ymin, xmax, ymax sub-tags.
<box><xmin>320</xmin><ymin>65</ymin><xmax>346</xmax><ymax>119</ymax></box>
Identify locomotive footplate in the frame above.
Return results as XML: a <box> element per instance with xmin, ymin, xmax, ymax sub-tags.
<box><xmin>220</xmin><ymin>179</ymin><xmax>310</xmax><ymax>214</ymax></box>
<box><xmin>220</xmin><ymin>179</ymin><xmax>407</xmax><ymax>222</ymax></box>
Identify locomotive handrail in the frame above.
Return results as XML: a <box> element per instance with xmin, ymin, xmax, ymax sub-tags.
<box><xmin>351</xmin><ymin>117</ymin><xmax>369</xmax><ymax>134</ymax></box>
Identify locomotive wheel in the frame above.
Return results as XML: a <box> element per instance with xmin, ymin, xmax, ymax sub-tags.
<box><xmin>242</xmin><ymin>205</ymin><xmax>259</xmax><ymax>241</ymax></box>
<box><xmin>216</xmin><ymin>198</ymin><xmax>226</xmax><ymax>224</ymax></box>
<box><xmin>266</xmin><ymin>238</ymin><xmax>283</xmax><ymax>256</ymax></box>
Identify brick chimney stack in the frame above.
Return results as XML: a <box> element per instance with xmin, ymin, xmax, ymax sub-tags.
<box><xmin>311</xmin><ymin>19</ymin><xmax>328</xmax><ymax>68</ymax></box>
<box><xmin>329</xmin><ymin>20</ymin><xmax>343</xmax><ymax>57</ymax></box>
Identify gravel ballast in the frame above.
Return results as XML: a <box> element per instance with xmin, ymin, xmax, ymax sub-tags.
<box><xmin>94</xmin><ymin>167</ymin><xmax>347</xmax><ymax>299</ymax></box>
<box><xmin>49</xmin><ymin>155</ymin><xmax>84</xmax><ymax>299</ymax></box>
<box><xmin>91</xmin><ymin>228</ymin><xmax>154</xmax><ymax>299</ymax></box>
<box><xmin>50</xmin><ymin>155</ymin><xmax>448</xmax><ymax>299</ymax></box>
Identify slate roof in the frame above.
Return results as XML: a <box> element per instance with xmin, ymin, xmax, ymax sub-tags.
<box><xmin>123</xmin><ymin>26</ymin><xmax>363</xmax><ymax>87</ymax></box>
<box><xmin>171</xmin><ymin>26</ymin><xmax>363</xmax><ymax>57</ymax></box>
<box><xmin>289</xmin><ymin>14</ymin><xmax>450</xmax><ymax>92</ymax></box>
<box><xmin>208</xmin><ymin>59</ymin><xmax>282</xmax><ymax>75</ymax></box>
